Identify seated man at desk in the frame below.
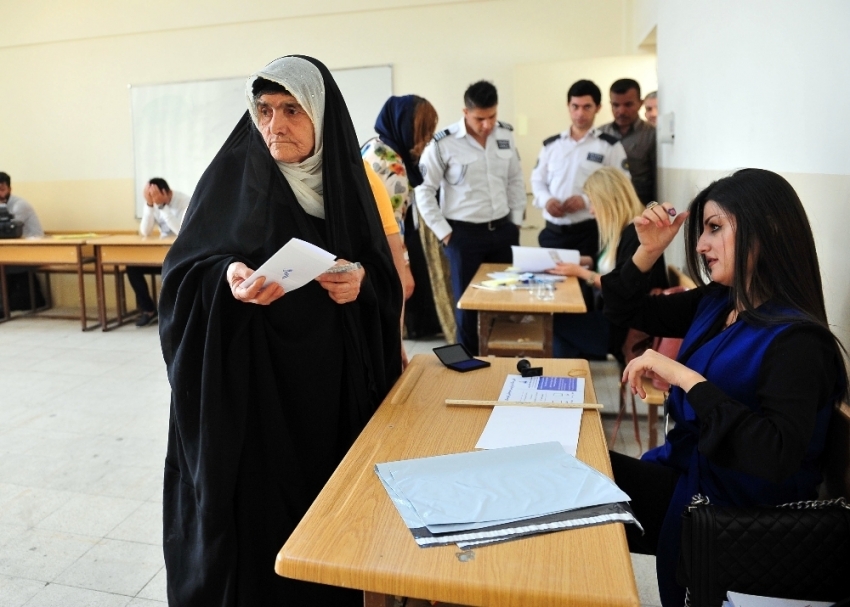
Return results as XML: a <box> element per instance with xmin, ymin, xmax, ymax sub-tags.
<box><xmin>0</xmin><ymin>171</ymin><xmax>47</xmax><ymax>311</ymax></box>
<box><xmin>0</xmin><ymin>172</ymin><xmax>44</xmax><ymax>238</ymax></box>
<box><xmin>130</xmin><ymin>177</ymin><xmax>189</xmax><ymax>326</ymax></box>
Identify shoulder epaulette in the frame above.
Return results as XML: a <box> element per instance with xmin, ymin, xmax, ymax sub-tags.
<box><xmin>433</xmin><ymin>128</ymin><xmax>451</xmax><ymax>142</ymax></box>
<box><xmin>497</xmin><ymin>121</ymin><xmax>513</xmax><ymax>131</ymax></box>
<box><xmin>543</xmin><ymin>134</ymin><xmax>560</xmax><ymax>147</ymax></box>
<box><xmin>599</xmin><ymin>132</ymin><xmax>619</xmax><ymax>145</ymax></box>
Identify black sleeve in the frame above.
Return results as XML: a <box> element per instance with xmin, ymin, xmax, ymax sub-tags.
<box><xmin>614</xmin><ymin>225</ymin><xmax>669</xmax><ymax>292</ymax></box>
<box><xmin>688</xmin><ymin>324</ymin><xmax>841</xmax><ymax>483</ymax></box>
<box><xmin>602</xmin><ymin>257</ymin><xmax>707</xmax><ymax>338</ymax></box>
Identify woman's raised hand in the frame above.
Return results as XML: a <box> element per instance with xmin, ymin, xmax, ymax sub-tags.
<box><xmin>226</xmin><ymin>262</ymin><xmax>286</xmax><ymax>305</ymax></box>
<box><xmin>631</xmin><ymin>202</ymin><xmax>689</xmax><ymax>272</ymax></box>
<box><xmin>634</xmin><ymin>202</ymin><xmax>688</xmax><ymax>256</ymax></box>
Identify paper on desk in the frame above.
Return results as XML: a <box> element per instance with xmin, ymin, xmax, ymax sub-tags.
<box><xmin>377</xmin><ymin>442</ymin><xmax>630</xmax><ymax>527</ymax></box>
<box><xmin>511</xmin><ymin>245</ymin><xmax>580</xmax><ymax>272</ymax></box>
<box><xmin>239</xmin><ymin>238</ymin><xmax>336</xmax><ymax>291</ymax></box>
<box><xmin>498</xmin><ymin>374</ymin><xmax>585</xmax><ymax>403</ymax></box>
<box><xmin>475</xmin><ymin>406</ymin><xmax>581</xmax><ymax>455</ymax></box>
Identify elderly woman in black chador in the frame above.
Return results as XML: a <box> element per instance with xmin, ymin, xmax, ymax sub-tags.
<box><xmin>159</xmin><ymin>56</ymin><xmax>402</xmax><ymax>606</ymax></box>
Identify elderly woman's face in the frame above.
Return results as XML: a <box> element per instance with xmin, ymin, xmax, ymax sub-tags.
<box><xmin>256</xmin><ymin>93</ymin><xmax>315</xmax><ymax>163</ymax></box>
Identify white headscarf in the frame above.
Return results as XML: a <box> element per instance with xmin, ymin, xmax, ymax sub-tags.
<box><xmin>246</xmin><ymin>57</ymin><xmax>327</xmax><ymax>219</ymax></box>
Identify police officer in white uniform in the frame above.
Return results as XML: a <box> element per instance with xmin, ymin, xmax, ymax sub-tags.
<box><xmin>532</xmin><ymin>79</ymin><xmax>629</xmax><ymax>259</ymax></box>
<box><xmin>415</xmin><ymin>81</ymin><xmax>525</xmax><ymax>352</ymax></box>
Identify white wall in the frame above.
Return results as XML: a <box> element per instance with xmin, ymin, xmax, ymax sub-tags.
<box><xmin>656</xmin><ymin>0</ymin><xmax>850</xmax><ymax>347</ymax></box>
<box><xmin>0</xmin><ymin>0</ymin><xmax>636</xmax><ymax>227</ymax></box>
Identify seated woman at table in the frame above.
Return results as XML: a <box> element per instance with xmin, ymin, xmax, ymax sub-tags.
<box><xmin>546</xmin><ymin>167</ymin><xmax>667</xmax><ymax>360</ymax></box>
<box><xmin>159</xmin><ymin>56</ymin><xmax>401</xmax><ymax>606</ymax></box>
<box><xmin>602</xmin><ymin>168</ymin><xmax>848</xmax><ymax>607</ymax></box>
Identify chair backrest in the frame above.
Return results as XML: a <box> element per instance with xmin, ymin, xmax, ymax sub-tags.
<box><xmin>820</xmin><ymin>401</ymin><xmax>850</xmax><ymax>499</ymax></box>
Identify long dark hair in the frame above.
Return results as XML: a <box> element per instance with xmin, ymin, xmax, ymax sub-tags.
<box><xmin>684</xmin><ymin>169</ymin><xmax>846</xmax><ymax>363</ymax></box>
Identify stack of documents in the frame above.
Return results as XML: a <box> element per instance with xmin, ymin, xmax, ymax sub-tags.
<box><xmin>376</xmin><ymin>442</ymin><xmax>641</xmax><ymax>549</ymax></box>
<box><xmin>511</xmin><ymin>245</ymin><xmax>580</xmax><ymax>272</ymax></box>
<box><xmin>723</xmin><ymin>591</ymin><xmax>833</xmax><ymax>607</ymax></box>
<box><xmin>474</xmin><ymin>271</ymin><xmax>565</xmax><ymax>290</ymax></box>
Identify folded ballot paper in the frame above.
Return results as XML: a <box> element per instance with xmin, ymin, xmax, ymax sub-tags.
<box><xmin>239</xmin><ymin>238</ymin><xmax>336</xmax><ymax>292</ymax></box>
<box><xmin>511</xmin><ymin>245</ymin><xmax>580</xmax><ymax>272</ymax></box>
<box><xmin>376</xmin><ymin>442</ymin><xmax>641</xmax><ymax>549</ymax></box>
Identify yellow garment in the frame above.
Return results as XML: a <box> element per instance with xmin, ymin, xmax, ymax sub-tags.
<box><xmin>364</xmin><ymin>161</ymin><xmax>400</xmax><ymax>236</ymax></box>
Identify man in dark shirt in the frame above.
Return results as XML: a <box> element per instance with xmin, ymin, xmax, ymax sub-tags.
<box><xmin>600</xmin><ymin>79</ymin><xmax>656</xmax><ymax>205</ymax></box>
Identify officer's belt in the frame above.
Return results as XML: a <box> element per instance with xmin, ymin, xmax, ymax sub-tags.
<box><xmin>447</xmin><ymin>214</ymin><xmax>512</xmax><ymax>231</ymax></box>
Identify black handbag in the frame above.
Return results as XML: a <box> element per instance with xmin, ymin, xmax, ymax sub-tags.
<box><xmin>677</xmin><ymin>494</ymin><xmax>850</xmax><ymax>607</ymax></box>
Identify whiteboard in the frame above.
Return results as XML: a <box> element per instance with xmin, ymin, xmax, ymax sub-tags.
<box><xmin>130</xmin><ymin>65</ymin><xmax>392</xmax><ymax>217</ymax></box>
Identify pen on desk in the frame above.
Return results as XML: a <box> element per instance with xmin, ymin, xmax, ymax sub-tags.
<box><xmin>446</xmin><ymin>399</ymin><xmax>604</xmax><ymax>410</ymax></box>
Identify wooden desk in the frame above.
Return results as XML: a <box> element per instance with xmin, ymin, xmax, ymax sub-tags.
<box><xmin>275</xmin><ymin>355</ymin><xmax>639</xmax><ymax>607</ymax></box>
<box><xmin>93</xmin><ymin>234</ymin><xmax>175</xmax><ymax>331</ymax></box>
<box><xmin>457</xmin><ymin>263</ymin><xmax>587</xmax><ymax>357</ymax></box>
<box><xmin>0</xmin><ymin>237</ymin><xmax>99</xmax><ymax>330</ymax></box>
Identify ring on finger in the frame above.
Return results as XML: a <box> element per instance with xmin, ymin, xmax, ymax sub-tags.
<box><xmin>646</xmin><ymin>201</ymin><xmax>659</xmax><ymax>210</ymax></box>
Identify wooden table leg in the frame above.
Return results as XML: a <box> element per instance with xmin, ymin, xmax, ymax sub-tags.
<box><xmin>477</xmin><ymin>311</ymin><xmax>496</xmax><ymax>356</ymax></box>
<box><xmin>0</xmin><ymin>265</ymin><xmax>10</xmax><ymax>323</ymax></box>
<box><xmin>95</xmin><ymin>246</ymin><xmax>107</xmax><ymax>331</ymax></box>
<box><xmin>364</xmin><ymin>591</ymin><xmax>395</xmax><ymax>607</ymax></box>
<box><xmin>542</xmin><ymin>314</ymin><xmax>554</xmax><ymax>357</ymax></box>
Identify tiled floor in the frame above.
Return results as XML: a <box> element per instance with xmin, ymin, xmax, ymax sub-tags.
<box><xmin>0</xmin><ymin>319</ymin><xmax>660</xmax><ymax>607</ymax></box>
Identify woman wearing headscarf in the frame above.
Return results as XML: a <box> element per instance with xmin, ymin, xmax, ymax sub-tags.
<box><xmin>159</xmin><ymin>56</ymin><xmax>402</xmax><ymax>606</ymax></box>
<box><xmin>362</xmin><ymin>95</ymin><xmax>454</xmax><ymax>339</ymax></box>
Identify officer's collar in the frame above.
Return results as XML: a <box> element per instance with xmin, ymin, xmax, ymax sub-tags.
<box><xmin>566</xmin><ymin>127</ymin><xmax>598</xmax><ymax>142</ymax></box>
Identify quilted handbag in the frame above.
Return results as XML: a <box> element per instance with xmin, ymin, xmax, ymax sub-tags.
<box><xmin>677</xmin><ymin>494</ymin><xmax>850</xmax><ymax>607</ymax></box>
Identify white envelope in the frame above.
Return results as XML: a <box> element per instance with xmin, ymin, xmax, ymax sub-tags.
<box><xmin>240</xmin><ymin>238</ymin><xmax>336</xmax><ymax>292</ymax></box>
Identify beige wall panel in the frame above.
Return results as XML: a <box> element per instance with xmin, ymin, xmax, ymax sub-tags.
<box><xmin>1</xmin><ymin>0</ymin><xmax>637</xmax><ymax>234</ymax></box>
<box><xmin>2</xmin><ymin>0</ymin><xmax>481</xmax><ymax>48</ymax></box>
<box><xmin>13</xmin><ymin>179</ymin><xmax>137</xmax><ymax>232</ymax></box>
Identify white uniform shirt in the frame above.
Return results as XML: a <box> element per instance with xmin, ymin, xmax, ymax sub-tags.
<box><xmin>4</xmin><ymin>195</ymin><xmax>44</xmax><ymax>238</ymax></box>
<box><xmin>139</xmin><ymin>191</ymin><xmax>190</xmax><ymax>237</ymax></box>
<box><xmin>531</xmin><ymin>128</ymin><xmax>629</xmax><ymax>225</ymax></box>
<box><xmin>415</xmin><ymin>118</ymin><xmax>525</xmax><ymax>241</ymax></box>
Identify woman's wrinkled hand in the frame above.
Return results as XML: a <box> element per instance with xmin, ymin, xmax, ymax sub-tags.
<box><xmin>622</xmin><ymin>349</ymin><xmax>705</xmax><ymax>398</ymax></box>
<box><xmin>226</xmin><ymin>262</ymin><xmax>285</xmax><ymax>305</ymax></box>
<box><xmin>316</xmin><ymin>259</ymin><xmax>366</xmax><ymax>304</ymax></box>
<box><xmin>633</xmin><ymin>202</ymin><xmax>688</xmax><ymax>257</ymax></box>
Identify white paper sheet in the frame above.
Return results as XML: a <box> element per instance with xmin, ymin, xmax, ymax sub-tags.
<box><xmin>498</xmin><ymin>375</ymin><xmax>585</xmax><ymax>403</ymax></box>
<box><xmin>239</xmin><ymin>237</ymin><xmax>336</xmax><ymax>292</ymax></box>
<box><xmin>475</xmin><ymin>406</ymin><xmax>582</xmax><ymax>455</ymax></box>
<box><xmin>726</xmin><ymin>592</ymin><xmax>832</xmax><ymax>607</ymax></box>
<box><xmin>511</xmin><ymin>245</ymin><xmax>580</xmax><ymax>272</ymax></box>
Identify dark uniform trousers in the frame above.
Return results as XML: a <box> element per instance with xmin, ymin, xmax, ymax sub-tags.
<box><xmin>126</xmin><ymin>265</ymin><xmax>161</xmax><ymax>313</ymax></box>
<box><xmin>444</xmin><ymin>217</ymin><xmax>519</xmax><ymax>353</ymax></box>
<box><xmin>538</xmin><ymin>218</ymin><xmax>599</xmax><ymax>260</ymax></box>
